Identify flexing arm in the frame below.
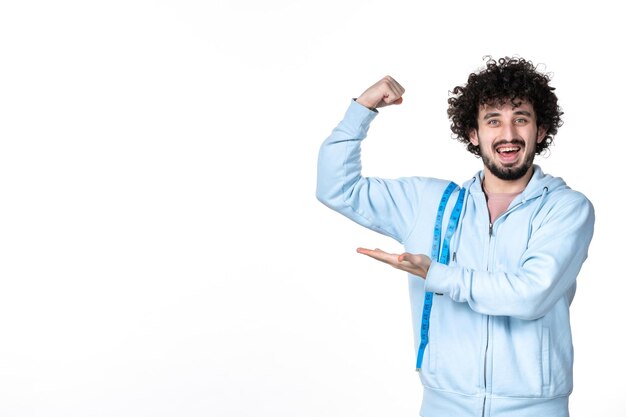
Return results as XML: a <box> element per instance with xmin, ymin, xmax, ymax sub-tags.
<box><xmin>316</xmin><ymin>77</ymin><xmax>429</xmax><ymax>242</ymax></box>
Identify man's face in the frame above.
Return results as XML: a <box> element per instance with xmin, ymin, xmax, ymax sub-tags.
<box><xmin>470</xmin><ymin>100</ymin><xmax>547</xmax><ymax>181</ymax></box>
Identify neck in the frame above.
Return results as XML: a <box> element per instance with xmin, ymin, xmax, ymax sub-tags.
<box><xmin>482</xmin><ymin>166</ymin><xmax>534</xmax><ymax>194</ymax></box>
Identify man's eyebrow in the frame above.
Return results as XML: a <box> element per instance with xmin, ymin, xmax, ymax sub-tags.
<box><xmin>483</xmin><ymin>112</ymin><xmax>500</xmax><ymax>120</ymax></box>
<box><xmin>482</xmin><ymin>110</ymin><xmax>532</xmax><ymax>120</ymax></box>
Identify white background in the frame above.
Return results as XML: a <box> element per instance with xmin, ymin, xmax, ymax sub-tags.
<box><xmin>0</xmin><ymin>1</ymin><xmax>623</xmax><ymax>416</ymax></box>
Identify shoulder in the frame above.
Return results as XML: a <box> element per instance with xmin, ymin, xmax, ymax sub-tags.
<box><xmin>545</xmin><ymin>183</ymin><xmax>593</xmax><ymax>213</ymax></box>
<box><xmin>533</xmin><ymin>166</ymin><xmax>594</xmax><ymax>212</ymax></box>
<box><xmin>539</xmin><ymin>187</ymin><xmax>595</xmax><ymax>232</ymax></box>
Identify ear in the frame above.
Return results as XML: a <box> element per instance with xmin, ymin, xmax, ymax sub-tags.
<box><xmin>469</xmin><ymin>129</ymin><xmax>479</xmax><ymax>146</ymax></box>
<box><xmin>536</xmin><ymin>126</ymin><xmax>547</xmax><ymax>143</ymax></box>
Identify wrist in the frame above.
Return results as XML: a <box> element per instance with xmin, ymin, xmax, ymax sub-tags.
<box><xmin>354</xmin><ymin>97</ymin><xmax>377</xmax><ymax>112</ymax></box>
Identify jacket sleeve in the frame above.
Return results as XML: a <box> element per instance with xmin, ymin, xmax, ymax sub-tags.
<box><xmin>424</xmin><ymin>193</ymin><xmax>595</xmax><ymax>320</ymax></box>
<box><xmin>316</xmin><ymin>100</ymin><xmax>425</xmax><ymax>244</ymax></box>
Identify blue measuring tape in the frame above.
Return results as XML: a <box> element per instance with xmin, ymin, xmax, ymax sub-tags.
<box><xmin>416</xmin><ymin>182</ymin><xmax>465</xmax><ymax>371</ymax></box>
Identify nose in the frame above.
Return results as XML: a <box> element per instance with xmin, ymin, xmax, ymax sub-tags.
<box><xmin>502</xmin><ymin>122</ymin><xmax>519</xmax><ymax>141</ymax></box>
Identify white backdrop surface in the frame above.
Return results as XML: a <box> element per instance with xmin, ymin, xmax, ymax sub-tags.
<box><xmin>0</xmin><ymin>1</ymin><xmax>622</xmax><ymax>416</ymax></box>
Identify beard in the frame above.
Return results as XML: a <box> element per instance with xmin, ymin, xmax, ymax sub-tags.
<box><xmin>478</xmin><ymin>137</ymin><xmax>536</xmax><ymax>181</ymax></box>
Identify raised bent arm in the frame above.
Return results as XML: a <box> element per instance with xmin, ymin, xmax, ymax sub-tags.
<box><xmin>316</xmin><ymin>99</ymin><xmax>423</xmax><ymax>243</ymax></box>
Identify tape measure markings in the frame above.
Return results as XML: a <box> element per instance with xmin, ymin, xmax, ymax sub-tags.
<box><xmin>416</xmin><ymin>182</ymin><xmax>465</xmax><ymax>371</ymax></box>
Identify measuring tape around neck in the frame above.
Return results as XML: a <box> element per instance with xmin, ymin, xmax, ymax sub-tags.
<box><xmin>416</xmin><ymin>182</ymin><xmax>466</xmax><ymax>371</ymax></box>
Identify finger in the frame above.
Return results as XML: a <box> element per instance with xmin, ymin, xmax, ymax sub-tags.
<box><xmin>356</xmin><ymin>247</ymin><xmax>378</xmax><ymax>259</ymax></box>
<box><xmin>384</xmin><ymin>75</ymin><xmax>403</xmax><ymax>91</ymax></box>
<box><xmin>356</xmin><ymin>247</ymin><xmax>386</xmax><ymax>257</ymax></box>
<box><xmin>382</xmin><ymin>90</ymin><xmax>403</xmax><ymax>106</ymax></box>
<box><xmin>356</xmin><ymin>247</ymin><xmax>398</xmax><ymax>264</ymax></box>
<box><xmin>382</xmin><ymin>80</ymin><xmax>402</xmax><ymax>104</ymax></box>
<box><xmin>383</xmin><ymin>93</ymin><xmax>402</xmax><ymax>106</ymax></box>
<box><xmin>356</xmin><ymin>247</ymin><xmax>385</xmax><ymax>253</ymax></box>
<box><xmin>386</xmin><ymin>77</ymin><xmax>405</xmax><ymax>98</ymax></box>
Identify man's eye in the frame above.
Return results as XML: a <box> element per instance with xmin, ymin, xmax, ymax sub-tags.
<box><xmin>515</xmin><ymin>118</ymin><xmax>528</xmax><ymax>124</ymax></box>
<box><xmin>487</xmin><ymin>119</ymin><xmax>499</xmax><ymax>126</ymax></box>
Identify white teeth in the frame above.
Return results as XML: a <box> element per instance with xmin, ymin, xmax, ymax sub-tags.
<box><xmin>497</xmin><ymin>146</ymin><xmax>520</xmax><ymax>153</ymax></box>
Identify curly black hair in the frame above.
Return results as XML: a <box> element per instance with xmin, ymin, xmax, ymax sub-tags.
<box><xmin>447</xmin><ymin>56</ymin><xmax>563</xmax><ymax>156</ymax></box>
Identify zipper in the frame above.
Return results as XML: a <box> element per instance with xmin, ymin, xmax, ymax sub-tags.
<box><xmin>482</xmin><ymin>222</ymin><xmax>492</xmax><ymax>417</ymax></box>
<box><xmin>482</xmin><ymin>201</ymin><xmax>523</xmax><ymax>417</ymax></box>
<box><xmin>481</xmin><ymin>316</ymin><xmax>490</xmax><ymax>417</ymax></box>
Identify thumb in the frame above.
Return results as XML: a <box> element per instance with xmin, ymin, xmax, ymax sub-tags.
<box><xmin>398</xmin><ymin>252</ymin><xmax>419</xmax><ymax>265</ymax></box>
<box><xmin>392</xmin><ymin>97</ymin><xmax>403</xmax><ymax>105</ymax></box>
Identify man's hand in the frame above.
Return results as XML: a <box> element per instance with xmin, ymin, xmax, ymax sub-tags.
<box><xmin>356</xmin><ymin>247</ymin><xmax>431</xmax><ymax>279</ymax></box>
<box><xmin>356</xmin><ymin>76</ymin><xmax>405</xmax><ymax>110</ymax></box>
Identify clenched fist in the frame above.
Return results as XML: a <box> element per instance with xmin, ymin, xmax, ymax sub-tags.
<box><xmin>356</xmin><ymin>76</ymin><xmax>405</xmax><ymax>110</ymax></box>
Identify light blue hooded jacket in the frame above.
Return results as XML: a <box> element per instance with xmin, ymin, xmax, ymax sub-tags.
<box><xmin>316</xmin><ymin>100</ymin><xmax>595</xmax><ymax>417</ymax></box>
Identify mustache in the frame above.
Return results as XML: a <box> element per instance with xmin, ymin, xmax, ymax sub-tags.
<box><xmin>493</xmin><ymin>139</ymin><xmax>525</xmax><ymax>148</ymax></box>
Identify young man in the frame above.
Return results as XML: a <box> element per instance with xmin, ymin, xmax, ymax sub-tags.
<box><xmin>316</xmin><ymin>57</ymin><xmax>595</xmax><ymax>417</ymax></box>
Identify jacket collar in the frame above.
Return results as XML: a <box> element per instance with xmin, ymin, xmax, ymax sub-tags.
<box><xmin>466</xmin><ymin>165</ymin><xmax>566</xmax><ymax>201</ymax></box>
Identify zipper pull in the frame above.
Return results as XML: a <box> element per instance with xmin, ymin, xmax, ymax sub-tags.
<box><xmin>489</xmin><ymin>223</ymin><xmax>493</xmax><ymax>236</ymax></box>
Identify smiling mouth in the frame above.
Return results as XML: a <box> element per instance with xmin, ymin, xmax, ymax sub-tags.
<box><xmin>496</xmin><ymin>145</ymin><xmax>521</xmax><ymax>154</ymax></box>
<box><xmin>495</xmin><ymin>144</ymin><xmax>523</xmax><ymax>163</ymax></box>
